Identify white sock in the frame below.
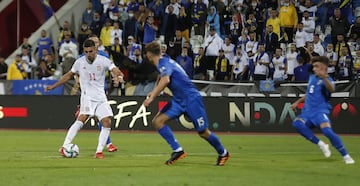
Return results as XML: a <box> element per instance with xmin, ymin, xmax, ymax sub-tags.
<box><xmin>220</xmin><ymin>149</ymin><xmax>228</xmax><ymax>157</ymax></box>
<box><xmin>317</xmin><ymin>140</ymin><xmax>326</xmax><ymax>147</ymax></box>
<box><xmin>63</xmin><ymin>120</ymin><xmax>83</xmax><ymax>146</ymax></box>
<box><xmin>96</xmin><ymin>127</ymin><xmax>111</xmax><ymax>153</ymax></box>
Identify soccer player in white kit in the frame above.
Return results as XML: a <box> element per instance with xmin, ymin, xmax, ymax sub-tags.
<box><xmin>45</xmin><ymin>39</ymin><xmax>124</xmax><ymax>158</ymax></box>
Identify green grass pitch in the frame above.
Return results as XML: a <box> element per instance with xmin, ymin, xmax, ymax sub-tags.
<box><xmin>0</xmin><ymin>130</ymin><xmax>359</xmax><ymax>186</ymax></box>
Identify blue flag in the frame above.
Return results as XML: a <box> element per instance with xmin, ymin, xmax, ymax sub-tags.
<box><xmin>41</xmin><ymin>0</ymin><xmax>54</xmax><ymax>20</ymax></box>
<box><xmin>12</xmin><ymin>80</ymin><xmax>63</xmax><ymax>95</ymax></box>
<box><xmin>259</xmin><ymin>80</ymin><xmax>275</xmax><ymax>92</ymax></box>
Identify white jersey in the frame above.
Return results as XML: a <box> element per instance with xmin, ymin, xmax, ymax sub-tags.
<box><xmin>254</xmin><ymin>52</ymin><xmax>270</xmax><ymax>75</ymax></box>
<box><xmin>272</xmin><ymin>56</ymin><xmax>287</xmax><ymax>78</ymax></box>
<box><xmin>286</xmin><ymin>51</ymin><xmax>299</xmax><ymax>75</ymax></box>
<box><xmin>222</xmin><ymin>43</ymin><xmax>235</xmax><ymax>63</ymax></box>
<box><xmin>71</xmin><ymin>54</ymin><xmax>116</xmax><ymax>102</ymax></box>
<box><xmin>232</xmin><ymin>55</ymin><xmax>248</xmax><ymax>74</ymax></box>
<box><xmin>295</xmin><ymin>30</ymin><xmax>307</xmax><ymax>48</ymax></box>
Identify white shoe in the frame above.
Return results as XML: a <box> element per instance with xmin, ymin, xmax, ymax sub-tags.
<box><xmin>343</xmin><ymin>155</ymin><xmax>355</xmax><ymax>164</ymax></box>
<box><xmin>319</xmin><ymin>144</ymin><xmax>331</xmax><ymax>158</ymax></box>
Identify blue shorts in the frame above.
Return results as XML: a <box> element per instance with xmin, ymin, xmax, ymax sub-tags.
<box><xmin>297</xmin><ymin>112</ymin><xmax>331</xmax><ymax>128</ymax></box>
<box><xmin>161</xmin><ymin>96</ymin><xmax>208</xmax><ymax>132</ymax></box>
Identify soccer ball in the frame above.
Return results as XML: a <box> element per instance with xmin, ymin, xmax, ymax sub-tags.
<box><xmin>63</xmin><ymin>144</ymin><xmax>79</xmax><ymax>158</ymax></box>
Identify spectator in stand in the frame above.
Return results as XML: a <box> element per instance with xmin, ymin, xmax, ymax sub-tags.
<box><xmin>203</xmin><ymin>27</ymin><xmax>223</xmax><ymax>80</ymax></box>
<box><xmin>118</xmin><ymin>2</ymin><xmax>129</xmax><ymax>27</ymax></box>
<box><xmin>301</xmin><ymin>41</ymin><xmax>320</xmax><ymax>64</ymax></box>
<box><xmin>141</xmin><ymin>16</ymin><xmax>158</xmax><ymax>45</ymax></box>
<box><xmin>168</xmin><ymin>30</ymin><xmax>185</xmax><ymax>60</ymax></box>
<box><xmin>123</xmin><ymin>10</ymin><xmax>138</xmax><ymax>46</ymax></box>
<box><xmin>193</xmin><ymin>47</ymin><xmax>207</xmax><ymax>80</ymax></box>
<box><xmin>36</xmin><ymin>54</ymin><xmax>56</xmax><ymax>80</ymax></box>
<box><xmin>110</xmin><ymin>37</ymin><xmax>126</xmax><ymax>68</ymax></box>
<box><xmin>272</xmin><ymin>48</ymin><xmax>287</xmax><ymax>82</ymax></box>
<box><xmin>110</xmin><ymin>22</ymin><xmax>123</xmax><ymax>46</ymax></box>
<box><xmin>130</xmin><ymin>47</ymin><xmax>143</xmax><ymax>64</ymax></box>
<box><xmin>20</xmin><ymin>46</ymin><xmax>37</xmax><ymax>79</ymax></box>
<box><xmin>177</xmin><ymin>6</ymin><xmax>192</xmax><ymax>42</ymax></box>
<box><xmin>295</xmin><ymin>22</ymin><xmax>307</xmax><ymax>54</ymax></box>
<box><xmin>253</xmin><ymin>43</ymin><xmax>270</xmax><ymax>80</ymax></box>
<box><xmin>148</xmin><ymin>0</ymin><xmax>164</xmax><ymax>28</ymax></box>
<box><xmin>78</xmin><ymin>22</ymin><xmax>92</xmax><ymax>54</ymax></box>
<box><xmin>247</xmin><ymin>0</ymin><xmax>266</xmax><ymax>41</ymax></box>
<box><xmin>183</xmin><ymin>41</ymin><xmax>195</xmax><ymax>62</ymax></box>
<box><xmin>164</xmin><ymin>5</ymin><xmax>178</xmax><ymax>45</ymax></box>
<box><xmin>101</xmin><ymin>0</ymin><xmax>112</xmax><ymax>14</ymax></box>
<box><xmin>214</xmin><ymin>49</ymin><xmax>231</xmax><ymax>81</ymax></box>
<box><xmin>34</xmin><ymin>29</ymin><xmax>55</xmax><ymax>62</ymax></box>
<box><xmin>286</xmin><ymin>43</ymin><xmax>299</xmax><ymax>81</ymax></box>
<box><xmin>244</xmin><ymin>31</ymin><xmax>259</xmax><ymax>55</ymax></box>
<box><xmin>231</xmin><ymin>46</ymin><xmax>249</xmax><ymax>81</ymax></box>
<box><xmin>348</xmin><ymin>16</ymin><xmax>360</xmax><ymax>42</ymax></box>
<box><xmin>329</xmin><ymin>8</ymin><xmax>350</xmax><ymax>45</ymax></box>
<box><xmin>324</xmin><ymin>43</ymin><xmax>338</xmax><ymax>79</ymax></box>
<box><xmin>58</xmin><ymin>21</ymin><xmax>76</xmax><ymax>45</ymax></box>
<box><xmin>313</xmin><ymin>34</ymin><xmax>325</xmax><ymax>56</ymax></box>
<box><xmin>106</xmin><ymin>0</ymin><xmax>119</xmax><ymax>22</ymax></box>
<box><xmin>7</xmin><ymin>54</ymin><xmax>27</xmax><ymax>80</ymax></box>
<box><xmin>21</xmin><ymin>37</ymin><xmax>32</xmax><ymax>53</ymax></box>
<box><xmin>160</xmin><ymin>44</ymin><xmax>170</xmax><ymax>58</ymax></box>
<box><xmin>244</xmin><ymin>12</ymin><xmax>258</xmax><ymax>37</ymax></box>
<box><xmin>293</xmin><ymin>56</ymin><xmax>311</xmax><ymax>81</ymax></box>
<box><xmin>302</xmin><ymin>10</ymin><xmax>315</xmax><ymax>42</ymax></box>
<box><xmin>229</xmin><ymin>14</ymin><xmax>242</xmax><ymax>44</ymax></box>
<box><xmin>278</xmin><ymin>0</ymin><xmax>298</xmax><ymax>43</ymax></box>
<box><xmin>353</xmin><ymin>49</ymin><xmax>360</xmax><ymax>79</ymax></box>
<box><xmin>266</xmin><ymin>8</ymin><xmax>281</xmax><ymax>38</ymax></box>
<box><xmin>82</xmin><ymin>1</ymin><xmax>95</xmax><ymax>26</ymax></box>
<box><xmin>334</xmin><ymin>34</ymin><xmax>350</xmax><ymax>59</ymax></box>
<box><xmin>176</xmin><ymin>46</ymin><xmax>194</xmax><ymax>78</ymax></box>
<box><xmin>100</xmin><ymin>19</ymin><xmax>114</xmax><ymax>53</ymax></box>
<box><xmin>90</xmin><ymin>11</ymin><xmax>104</xmax><ymax>37</ymax></box>
<box><xmin>59</xmin><ymin>33</ymin><xmax>78</xmax><ymax>71</ymax></box>
<box><xmin>222</xmin><ymin>37</ymin><xmax>235</xmax><ymax>66</ymax></box>
<box><xmin>337</xmin><ymin>47</ymin><xmax>353</xmax><ymax>80</ymax></box>
<box><xmin>127</xmin><ymin>0</ymin><xmax>139</xmax><ymax>12</ymax></box>
<box><xmin>207</xmin><ymin>6</ymin><xmax>221</xmax><ymax>37</ymax></box>
<box><xmin>0</xmin><ymin>56</ymin><xmax>7</xmax><ymax>79</ymax></box>
<box><xmin>191</xmin><ymin>0</ymin><xmax>207</xmax><ymax>38</ymax></box>
<box><xmin>298</xmin><ymin>0</ymin><xmax>324</xmax><ymax>21</ymax></box>
<box><xmin>265</xmin><ymin>25</ymin><xmax>280</xmax><ymax>60</ymax></box>
<box><xmin>246</xmin><ymin>48</ymin><xmax>256</xmax><ymax>81</ymax></box>
<box><xmin>126</xmin><ymin>36</ymin><xmax>141</xmax><ymax>59</ymax></box>
<box><xmin>212</xmin><ymin>0</ymin><xmax>226</xmax><ymax>37</ymax></box>
<box><xmin>165</xmin><ymin>0</ymin><xmax>181</xmax><ymax>16</ymax></box>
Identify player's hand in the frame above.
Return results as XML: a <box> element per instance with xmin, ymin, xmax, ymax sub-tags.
<box><xmin>112</xmin><ymin>76</ymin><xmax>124</xmax><ymax>87</ymax></box>
<box><xmin>44</xmin><ymin>85</ymin><xmax>55</xmax><ymax>92</ymax></box>
<box><xmin>290</xmin><ymin>102</ymin><xmax>298</xmax><ymax>111</ymax></box>
<box><xmin>143</xmin><ymin>93</ymin><xmax>153</xmax><ymax>107</ymax></box>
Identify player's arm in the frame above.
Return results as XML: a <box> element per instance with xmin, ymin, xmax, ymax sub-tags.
<box><xmin>45</xmin><ymin>70</ymin><xmax>74</xmax><ymax>92</ymax></box>
<box><xmin>110</xmin><ymin>67</ymin><xmax>125</xmax><ymax>86</ymax></box>
<box><xmin>143</xmin><ymin>75</ymin><xmax>170</xmax><ymax>107</ymax></box>
<box><xmin>321</xmin><ymin>75</ymin><xmax>335</xmax><ymax>93</ymax></box>
<box><xmin>290</xmin><ymin>96</ymin><xmax>306</xmax><ymax>110</ymax></box>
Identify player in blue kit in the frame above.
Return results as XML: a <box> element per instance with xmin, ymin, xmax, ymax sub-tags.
<box><xmin>143</xmin><ymin>42</ymin><xmax>230</xmax><ymax>166</ymax></box>
<box><xmin>290</xmin><ymin>56</ymin><xmax>355</xmax><ymax>164</ymax></box>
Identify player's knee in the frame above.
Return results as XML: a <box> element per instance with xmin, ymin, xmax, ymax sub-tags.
<box><xmin>100</xmin><ymin>117</ymin><xmax>111</xmax><ymax>128</ymax></box>
<box><xmin>198</xmin><ymin>128</ymin><xmax>211</xmax><ymax>138</ymax></box>
<box><xmin>292</xmin><ymin>118</ymin><xmax>305</xmax><ymax>130</ymax></box>
<box><xmin>152</xmin><ymin>117</ymin><xmax>165</xmax><ymax>130</ymax></box>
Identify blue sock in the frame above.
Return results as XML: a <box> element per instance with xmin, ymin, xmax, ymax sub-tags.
<box><xmin>98</xmin><ymin>121</ymin><xmax>111</xmax><ymax>145</ymax></box>
<box><xmin>322</xmin><ymin>127</ymin><xmax>348</xmax><ymax>156</ymax></box>
<box><xmin>205</xmin><ymin>133</ymin><xmax>225</xmax><ymax>155</ymax></box>
<box><xmin>158</xmin><ymin>125</ymin><xmax>181</xmax><ymax>151</ymax></box>
<box><xmin>293</xmin><ymin>120</ymin><xmax>320</xmax><ymax>144</ymax></box>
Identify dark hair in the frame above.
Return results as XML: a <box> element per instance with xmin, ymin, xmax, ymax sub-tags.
<box><xmin>311</xmin><ymin>56</ymin><xmax>329</xmax><ymax>66</ymax></box>
<box><xmin>83</xmin><ymin>39</ymin><xmax>96</xmax><ymax>48</ymax></box>
<box><xmin>88</xmin><ymin>33</ymin><xmax>98</xmax><ymax>38</ymax></box>
<box><xmin>145</xmin><ymin>41</ymin><xmax>161</xmax><ymax>55</ymax></box>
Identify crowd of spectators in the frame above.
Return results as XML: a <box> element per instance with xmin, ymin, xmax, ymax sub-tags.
<box><xmin>1</xmin><ymin>0</ymin><xmax>360</xmax><ymax>85</ymax></box>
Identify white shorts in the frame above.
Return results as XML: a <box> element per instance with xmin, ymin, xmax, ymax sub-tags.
<box><xmin>79</xmin><ymin>97</ymin><xmax>113</xmax><ymax>121</ymax></box>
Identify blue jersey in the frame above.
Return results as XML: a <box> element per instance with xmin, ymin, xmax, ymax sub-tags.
<box><xmin>302</xmin><ymin>74</ymin><xmax>334</xmax><ymax>116</ymax></box>
<box><xmin>158</xmin><ymin>57</ymin><xmax>199</xmax><ymax>104</ymax></box>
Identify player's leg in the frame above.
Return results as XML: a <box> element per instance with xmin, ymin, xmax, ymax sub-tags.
<box><xmin>94</xmin><ymin>102</ymin><xmax>114</xmax><ymax>158</ymax></box>
<box><xmin>318</xmin><ymin>115</ymin><xmax>355</xmax><ymax>164</ymax></box>
<box><xmin>186</xmin><ymin>97</ymin><xmax>230</xmax><ymax>166</ymax></box>
<box><xmin>153</xmin><ymin>101</ymin><xmax>186</xmax><ymax>164</ymax></box>
<box><xmin>97</xmin><ymin>119</ymin><xmax>117</xmax><ymax>152</ymax></box>
<box><xmin>292</xmin><ymin>116</ymin><xmax>331</xmax><ymax>157</ymax></box>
